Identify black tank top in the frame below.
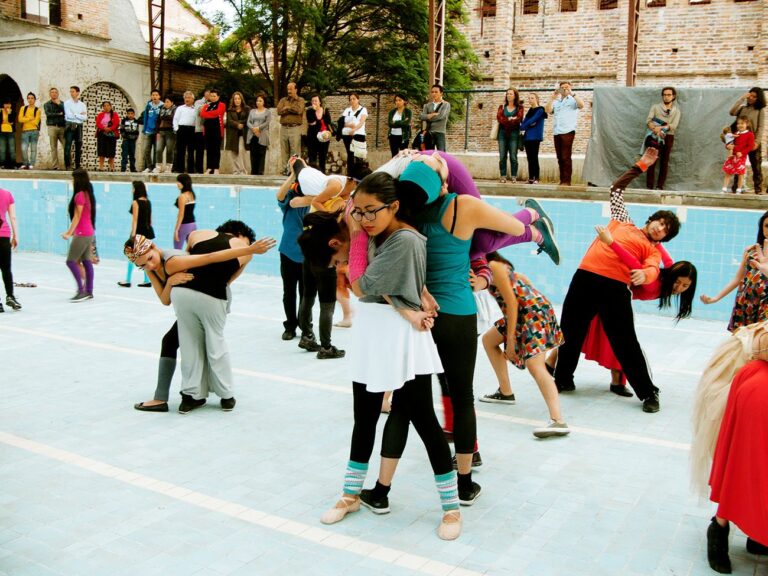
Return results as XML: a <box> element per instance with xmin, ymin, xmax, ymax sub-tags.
<box><xmin>183</xmin><ymin>233</ymin><xmax>240</xmax><ymax>300</ymax></box>
<box><xmin>174</xmin><ymin>195</ymin><xmax>196</xmax><ymax>224</ymax></box>
<box><xmin>133</xmin><ymin>198</ymin><xmax>155</xmax><ymax>239</ymax></box>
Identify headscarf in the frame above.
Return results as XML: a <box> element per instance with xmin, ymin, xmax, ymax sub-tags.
<box><xmin>124</xmin><ymin>234</ymin><xmax>153</xmax><ymax>262</ymax></box>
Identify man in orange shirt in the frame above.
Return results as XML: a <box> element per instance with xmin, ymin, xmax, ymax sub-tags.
<box><xmin>554</xmin><ymin>148</ymin><xmax>680</xmax><ymax>413</ymax></box>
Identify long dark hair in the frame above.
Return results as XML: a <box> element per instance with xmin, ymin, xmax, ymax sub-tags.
<box><xmin>657</xmin><ymin>261</ymin><xmax>697</xmax><ymax>321</ymax></box>
<box><xmin>486</xmin><ymin>251</ymin><xmax>515</xmax><ymax>275</ymax></box>
<box><xmin>132</xmin><ymin>181</ymin><xmax>148</xmax><ymax>201</ymax></box>
<box><xmin>757</xmin><ymin>210</ymin><xmax>768</xmax><ymax>245</ymax></box>
<box><xmin>69</xmin><ymin>168</ymin><xmax>96</xmax><ymax>227</ymax></box>
<box><xmin>504</xmin><ymin>88</ymin><xmax>522</xmax><ymax>108</ymax></box>
<box><xmin>357</xmin><ymin>171</ymin><xmax>415</xmax><ymax>225</ymax></box>
<box><xmin>749</xmin><ymin>87</ymin><xmax>766</xmax><ymax>110</ymax></box>
<box><xmin>297</xmin><ymin>210</ymin><xmax>346</xmax><ymax>270</ymax></box>
<box><xmin>176</xmin><ymin>173</ymin><xmax>195</xmax><ymax>199</ymax></box>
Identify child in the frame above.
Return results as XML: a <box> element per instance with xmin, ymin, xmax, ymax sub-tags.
<box><xmin>479</xmin><ymin>251</ymin><xmax>569</xmax><ymax>438</ymax></box>
<box><xmin>120</xmin><ymin>108</ymin><xmax>140</xmax><ymax>172</ymax></box>
<box><xmin>722</xmin><ymin>116</ymin><xmax>755</xmax><ymax>194</ymax></box>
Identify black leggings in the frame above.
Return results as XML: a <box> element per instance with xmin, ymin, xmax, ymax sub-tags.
<box><xmin>349</xmin><ymin>377</ymin><xmax>453</xmax><ymax>476</ymax></box>
<box><xmin>0</xmin><ymin>238</ymin><xmax>13</xmax><ymax>297</ymax></box>
<box><xmin>298</xmin><ymin>263</ymin><xmax>337</xmax><ymax>347</ymax></box>
<box><xmin>524</xmin><ymin>140</ymin><xmax>541</xmax><ymax>181</ymax></box>
<box><xmin>161</xmin><ymin>322</ymin><xmax>179</xmax><ymax>358</ymax></box>
<box><xmin>555</xmin><ymin>269</ymin><xmax>657</xmax><ymax>400</ymax></box>
<box><xmin>431</xmin><ymin>312</ymin><xmax>478</xmax><ymax>454</ymax></box>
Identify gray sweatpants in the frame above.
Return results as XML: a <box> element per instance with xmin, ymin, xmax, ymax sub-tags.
<box><xmin>172</xmin><ymin>287</ymin><xmax>233</xmax><ymax>401</ymax></box>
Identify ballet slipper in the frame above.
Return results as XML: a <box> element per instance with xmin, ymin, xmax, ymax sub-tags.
<box><xmin>438</xmin><ymin>510</ymin><xmax>462</xmax><ymax>540</ymax></box>
<box><xmin>320</xmin><ymin>495</ymin><xmax>360</xmax><ymax>525</ymax></box>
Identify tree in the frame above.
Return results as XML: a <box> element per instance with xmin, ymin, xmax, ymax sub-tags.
<box><xmin>167</xmin><ymin>0</ymin><xmax>477</xmax><ymax>107</ymax></box>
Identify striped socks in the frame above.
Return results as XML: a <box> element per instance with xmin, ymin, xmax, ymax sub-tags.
<box><xmin>435</xmin><ymin>471</ymin><xmax>460</xmax><ymax>511</ymax></box>
<box><xmin>343</xmin><ymin>460</ymin><xmax>368</xmax><ymax>495</ymax></box>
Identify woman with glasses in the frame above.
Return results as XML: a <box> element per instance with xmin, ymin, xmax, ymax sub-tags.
<box><xmin>299</xmin><ymin>171</ymin><xmax>461</xmax><ymax>540</ymax></box>
<box><xmin>124</xmin><ymin>222</ymin><xmax>275</xmax><ymax>413</ymax></box>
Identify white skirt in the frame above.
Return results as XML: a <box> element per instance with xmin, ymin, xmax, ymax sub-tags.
<box><xmin>349</xmin><ymin>303</ymin><xmax>443</xmax><ymax>393</ymax></box>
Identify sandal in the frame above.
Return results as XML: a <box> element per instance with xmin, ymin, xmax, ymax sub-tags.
<box><xmin>320</xmin><ymin>494</ymin><xmax>360</xmax><ymax>525</ymax></box>
<box><xmin>500</xmin><ymin>177</ymin><xmax>507</xmax><ymax>183</ymax></box>
<box><xmin>438</xmin><ymin>510</ymin><xmax>462</xmax><ymax>540</ymax></box>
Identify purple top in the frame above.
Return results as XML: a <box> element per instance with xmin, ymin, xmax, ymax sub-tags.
<box><xmin>0</xmin><ymin>188</ymin><xmax>13</xmax><ymax>238</ymax></box>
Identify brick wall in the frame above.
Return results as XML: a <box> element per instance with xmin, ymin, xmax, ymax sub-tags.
<box><xmin>1</xmin><ymin>0</ymin><xmax>109</xmax><ymax>38</ymax></box>
<box><xmin>0</xmin><ymin>1</ymin><xmax>22</xmax><ymax>20</ymax></box>
<box><xmin>163</xmin><ymin>63</ymin><xmax>223</xmax><ymax>98</ymax></box>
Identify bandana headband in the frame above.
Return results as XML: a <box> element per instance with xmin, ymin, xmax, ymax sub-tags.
<box><xmin>124</xmin><ymin>234</ymin><xmax>153</xmax><ymax>262</ymax></box>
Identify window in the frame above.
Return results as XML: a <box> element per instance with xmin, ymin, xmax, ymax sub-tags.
<box><xmin>689</xmin><ymin>0</ymin><xmax>711</xmax><ymax>3</ymax></box>
<box><xmin>599</xmin><ymin>0</ymin><xmax>617</xmax><ymax>9</ymax></box>
<box><xmin>523</xmin><ymin>0</ymin><xmax>539</xmax><ymax>14</ymax></box>
<box><xmin>480</xmin><ymin>0</ymin><xmax>497</xmax><ymax>17</ymax></box>
<box><xmin>561</xmin><ymin>0</ymin><xmax>578</xmax><ymax>11</ymax></box>
<box><xmin>646</xmin><ymin>0</ymin><xmax>666</xmax><ymax>7</ymax></box>
<box><xmin>21</xmin><ymin>0</ymin><xmax>60</xmax><ymax>25</ymax></box>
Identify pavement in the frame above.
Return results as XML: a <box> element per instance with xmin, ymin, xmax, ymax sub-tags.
<box><xmin>0</xmin><ymin>252</ymin><xmax>766</xmax><ymax>576</ymax></box>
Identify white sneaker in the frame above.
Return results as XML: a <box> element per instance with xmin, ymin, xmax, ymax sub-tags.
<box><xmin>533</xmin><ymin>420</ymin><xmax>570</xmax><ymax>438</ymax></box>
<box><xmin>142</xmin><ymin>168</ymin><xmax>151</xmax><ymax>173</ymax></box>
<box><xmin>165</xmin><ymin>165</ymin><xmax>172</xmax><ymax>173</ymax></box>
<box><xmin>152</xmin><ymin>166</ymin><xmax>161</xmax><ymax>174</ymax></box>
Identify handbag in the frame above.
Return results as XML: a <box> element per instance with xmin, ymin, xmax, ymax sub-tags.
<box><xmin>350</xmin><ymin>139</ymin><xmax>367</xmax><ymax>159</ymax></box>
<box><xmin>490</xmin><ymin>120</ymin><xmax>499</xmax><ymax>140</ymax></box>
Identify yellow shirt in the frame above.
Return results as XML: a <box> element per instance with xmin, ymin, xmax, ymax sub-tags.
<box><xmin>18</xmin><ymin>106</ymin><xmax>41</xmax><ymax>131</ymax></box>
<box><xmin>0</xmin><ymin>109</ymin><xmax>12</xmax><ymax>133</ymax></box>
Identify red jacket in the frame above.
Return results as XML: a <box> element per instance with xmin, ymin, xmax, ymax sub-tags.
<box><xmin>732</xmin><ymin>130</ymin><xmax>755</xmax><ymax>158</ymax></box>
<box><xmin>200</xmin><ymin>101</ymin><xmax>226</xmax><ymax>137</ymax></box>
<box><xmin>95</xmin><ymin>111</ymin><xmax>120</xmax><ymax>138</ymax></box>
<box><xmin>497</xmin><ymin>104</ymin><xmax>524</xmax><ymax>136</ymax></box>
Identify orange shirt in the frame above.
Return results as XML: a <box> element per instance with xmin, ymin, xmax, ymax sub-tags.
<box><xmin>578</xmin><ymin>220</ymin><xmax>660</xmax><ymax>285</ymax></box>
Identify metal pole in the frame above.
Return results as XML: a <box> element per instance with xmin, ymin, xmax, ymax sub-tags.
<box><xmin>375</xmin><ymin>93</ymin><xmax>381</xmax><ymax>148</ymax></box>
<box><xmin>464</xmin><ymin>92</ymin><xmax>471</xmax><ymax>151</ymax></box>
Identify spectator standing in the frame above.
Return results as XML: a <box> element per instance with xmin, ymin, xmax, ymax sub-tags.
<box><xmin>277</xmin><ymin>82</ymin><xmax>305</xmax><ymax>174</ymax></box>
<box><xmin>63</xmin><ymin>86</ymin><xmax>87</xmax><ymax>170</ymax></box>
<box><xmin>44</xmin><ymin>88</ymin><xmax>66</xmax><ymax>170</ymax></box>
<box><xmin>18</xmin><ymin>92</ymin><xmax>41</xmax><ymax>170</ymax></box>
<box><xmin>387</xmin><ymin>94</ymin><xmax>412</xmax><ymax>157</ymax></box>
<box><xmin>200</xmin><ymin>88</ymin><xmax>225</xmax><ymax>175</ymax></box>
<box><xmin>95</xmin><ymin>101</ymin><xmax>119</xmax><ymax>171</ymax></box>
<box><xmin>247</xmin><ymin>93</ymin><xmax>271</xmax><ymax>175</ymax></box>
<box><xmin>520</xmin><ymin>93</ymin><xmax>547</xmax><ymax>184</ymax></box>
<box><xmin>0</xmin><ymin>187</ymin><xmax>21</xmax><ymax>311</ymax></box>
<box><xmin>306</xmin><ymin>94</ymin><xmax>333</xmax><ymax>173</ymax></box>
<box><xmin>0</xmin><ymin>102</ymin><xmax>14</xmax><ymax>169</ymax></box>
<box><xmin>173</xmin><ymin>91</ymin><xmax>197</xmax><ymax>174</ymax></box>
<box><xmin>420</xmin><ymin>84</ymin><xmax>450</xmax><ymax>151</ymax></box>
<box><xmin>225</xmin><ymin>91</ymin><xmax>249</xmax><ymax>175</ymax></box>
<box><xmin>645</xmin><ymin>87</ymin><xmax>681</xmax><ymax>191</ymax></box>
<box><xmin>545</xmin><ymin>81</ymin><xmax>584</xmax><ymax>186</ymax></box>
<box><xmin>496</xmin><ymin>88</ymin><xmax>524</xmax><ymax>183</ymax></box>
<box><xmin>193</xmin><ymin>89</ymin><xmax>209</xmax><ymax>173</ymax></box>
<box><xmin>729</xmin><ymin>87</ymin><xmax>766</xmax><ymax>195</ymax></box>
<box><xmin>139</xmin><ymin>89</ymin><xmax>162</xmax><ymax>172</ymax></box>
<box><xmin>154</xmin><ymin>95</ymin><xmax>176</xmax><ymax>173</ymax></box>
<box><xmin>341</xmin><ymin>93</ymin><xmax>368</xmax><ymax>177</ymax></box>
<box><xmin>120</xmin><ymin>108</ymin><xmax>140</xmax><ymax>172</ymax></box>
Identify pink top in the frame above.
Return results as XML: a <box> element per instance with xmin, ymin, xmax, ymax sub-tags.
<box><xmin>0</xmin><ymin>188</ymin><xmax>13</xmax><ymax>238</ymax></box>
<box><xmin>74</xmin><ymin>191</ymin><xmax>95</xmax><ymax>236</ymax></box>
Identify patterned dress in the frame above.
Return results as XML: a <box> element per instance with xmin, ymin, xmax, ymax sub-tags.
<box><xmin>490</xmin><ymin>270</ymin><xmax>564</xmax><ymax>370</ymax></box>
<box><xmin>728</xmin><ymin>246</ymin><xmax>768</xmax><ymax>332</ymax></box>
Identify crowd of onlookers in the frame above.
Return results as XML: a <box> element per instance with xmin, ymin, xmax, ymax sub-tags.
<box><xmin>0</xmin><ymin>82</ymin><xmax>764</xmax><ymax>192</ymax></box>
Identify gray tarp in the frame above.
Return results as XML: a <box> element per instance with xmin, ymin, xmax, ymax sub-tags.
<box><xmin>583</xmin><ymin>87</ymin><xmax>746</xmax><ymax>191</ymax></box>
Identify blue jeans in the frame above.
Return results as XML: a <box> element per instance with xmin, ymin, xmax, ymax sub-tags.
<box><xmin>498</xmin><ymin>130</ymin><xmax>519</xmax><ymax>178</ymax></box>
<box><xmin>0</xmin><ymin>133</ymin><xmax>15</xmax><ymax>167</ymax></box>
<box><xmin>432</xmin><ymin>131</ymin><xmax>446</xmax><ymax>152</ymax></box>
<box><xmin>21</xmin><ymin>131</ymin><xmax>39</xmax><ymax>166</ymax></box>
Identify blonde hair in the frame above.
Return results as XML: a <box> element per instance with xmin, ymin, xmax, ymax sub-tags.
<box><xmin>690</xmin><ymin>321</ymin><xmax>768</xmax><ymax>496</ymax></box>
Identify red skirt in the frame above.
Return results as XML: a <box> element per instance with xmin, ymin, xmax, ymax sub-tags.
<box><xmin>581</xmin><ymin>316</ymin><xmax>627</xmax><ymax>385</ymax></box>
<box><xmin>723</xmin><ymin>155</ymin><xmax>747</xmax><ymax>176</ymax></box>
<box><xmin>709</xmin><ymin>360</ymin><xmax>768</xmax><ymax>545</ymax></box>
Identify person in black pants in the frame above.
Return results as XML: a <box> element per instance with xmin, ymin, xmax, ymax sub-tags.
<box><xmin>554</xmin><ymin>148</ymin><xmax>681</xmax><ymax>413</ymax></box>
<box><xmin>297</xmin><ymin>264</ymin><xmax>343</xmax><ymax>359</ymax></box>
<box><xmin>306</xmin><ymin>95</ymin><xmax>333</xmax><ymax>173</ymax></box>
<box><xmin>0</xmin><ymin>188</ymin><xmax>21</xmax><ymax>311</ymax></box>
<box><xmin>387</xmin><ymin>94</ymin><xmax>413</xmax><ymax>158</ymax></box>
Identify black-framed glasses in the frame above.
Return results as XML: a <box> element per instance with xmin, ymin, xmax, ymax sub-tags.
<box><xmin>350</xmin><ymin>204</ymin><xmax>390</xmax><ymax>222</ymax></box>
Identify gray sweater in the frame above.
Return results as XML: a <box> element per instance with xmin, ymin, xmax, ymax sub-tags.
<box><xmin>646</xmin><ymin>102</ymin><xmax>681</xmax><ymax>136</ymax></box>
<box><xmin>358</xmin><ymin>228</ymin><xmax>427</xmax><ymax>311</ymax></box>
<box><xmin>420</xmin><ymin>100</ymin><xmax>450</xmax><ymax>134</ymax></box>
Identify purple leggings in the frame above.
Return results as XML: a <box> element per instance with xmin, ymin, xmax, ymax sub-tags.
<box><xmin>423</xmin><ymin>151</ymin><xmax>534</xmax><ymax>260</ymax></box>
<box><xmin>66</xmin><ymin>260</ymin><xmax>94</xmax><ymax>294</ymax></box>
<box><xmin>174</xmin><ymin>222</ymin><xmax>197</xmax><ymax>250</ymax></box>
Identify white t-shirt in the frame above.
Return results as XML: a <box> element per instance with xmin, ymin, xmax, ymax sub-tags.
<box><xmin>391</xmin><ymin>111</ymin><xmax>402</xmax><ymax>136</ymax></box>
<box><xmin>342</xmin><ymin>106</ymin><xmax>367</xmax><ymax>137</ymax></box>
<box><xmin>298</xmin><ymin>165</ymin><xmax>347</xmax><ymax>196</ymax></box>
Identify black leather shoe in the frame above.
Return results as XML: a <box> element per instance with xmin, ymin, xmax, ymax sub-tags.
<box><xmin>281</xmin><ymin>329</ymin><xmax>296</xmax><ymax>341</ymax></box>
<box><xmin>134</xmin><ymin>402</ymin><xmax>169</xmax><ymax>412</ymax></box>
<box><xmin>747</xmin><ymin>537</ymin><xmax>768</xmax><ymax>555</ymax></box>
<box><xmin>610</xmin><ymin>384</ymin><xmax>634</xmax><ymax>397</ymax></box>
<box><xmin>298</xmin><ymin>335</ymin><xmax>321</xmax><ymax>352</ymax></box>
<box><xmin>642</xmin><ymin>391</ymin><xmax>660</xmax><ymax>413</ymax></box>
<box><xmin>178</xmin><ymin>393</ymin><xmax>206</xmax><ymax>414</ymax></box>
<box><xmin>556</xmin><ymin>381</ymin><xmax>576</xmax><ymax>393</ymax></box>
<box><xmin>707</xmin><ymin>517</ymin><xmax>732</xmax><ymax>573</ymax></box>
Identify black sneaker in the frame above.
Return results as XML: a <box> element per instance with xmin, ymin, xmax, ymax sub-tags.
<box><xmin>452</xmin><ymin>452</ymin><xmax>483</xmax><ymax>470</ymax></box>
<box><xmin>459</xmin><ymin>481</ymin><xmax>482</xmax><ymax>506</ymax></box>
<box><xmin>642</xmin><ymin>391</ymin><xmax>660</xmax><ymax>413</ymax></box>
<box><xmin>610</xmin><ymin>384</ymin><xmax>633</xmax><ymax>398</ymax></box>
<box><xmin>533</xmin><ymin>218</ymin><xmax>560</xmax><ymax>266</ymax></box>
<box><xmin>5</xmin><ymin>295</ymin><xmax>20</xmax><ymax>310</ymax></box>
<box><xmin>298</xmin><ymin>335</ymin><xmax>321</xmax><ymax>352</ymax></box>
<box><xmin>281</xmin><ymin>329</ymin><xmax>296</xmax><ymax>341</ymax></box>
<box><xmin>479</xmin><ymin>389</ymin><xmax>516</xmax><ymax>404</ymax></box>
<box><xmin>317</xmin><ymin>346</ymin><xmax>345</xmax><ymax>359</ymax></box>
<box><xmin>220</xmin><ymin>397</ymin><xmax>236</xmax><ymax>411</ymax></box>
<box><xmin>359</xmin><ymin>489</ymin><xmax>390</xmax><ymax>514</ymax></box>
<box><xmin>117</xmin><ymin>281</ymin><xmax>131</xmax><ymax>287</ymax></box>
<box><xmin>70</xmin><ymin>292</ymin><xmax>93</xmax><ymax>303</ymax></box>
<box><xmin>178</xmin><ymin>393</ymin><xmax>206</xmax><ymax>414</ymax></box>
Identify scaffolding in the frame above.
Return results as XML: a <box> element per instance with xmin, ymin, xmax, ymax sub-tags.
<box><xmin>148</xmin><ymin>0</ymin><xmax>166</xmax><ymax>93</ymax></box>
<box><xmin>428</xmin><ymin>0</ymin><xmax>445</xmax><ymax>87</ymax></box>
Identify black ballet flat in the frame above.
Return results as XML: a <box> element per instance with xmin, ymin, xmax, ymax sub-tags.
<box><xmin>610</xmin><ymin>384</ymin><xmax>634</xmax><ymax>398</ymax></box>
<box><xmin>134</xmin><ymin>402</ymin><xmax>169</xmax><ymax>413</ymax></box>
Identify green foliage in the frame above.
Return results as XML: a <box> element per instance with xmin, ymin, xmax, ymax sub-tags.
<box><xmin>171</xmin><ymin>0</ymin><xmax>477</xmax><ymax>112</ymax></box>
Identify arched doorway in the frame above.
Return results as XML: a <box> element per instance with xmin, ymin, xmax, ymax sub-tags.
<box><xmin>0</xmin><ymin>75</ymin><xmax>23</xmax><ymax>167</ymax></box>
<box><xmin>81</xmin><ymin>82</ymin><xmax>133</xmax><ymax>170</ymax></box>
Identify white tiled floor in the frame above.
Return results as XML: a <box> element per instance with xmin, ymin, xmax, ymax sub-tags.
<box><xmin>1</xmin><ymin>253</ymin><xmax>766</xmax><ymax>576</ymax></box>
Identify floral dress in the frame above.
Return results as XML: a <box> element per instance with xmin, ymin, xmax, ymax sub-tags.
<box><xmin>728</xmin><ymin>246</ymin><xmax>768</xmax><ymax>332</ymax></box>
<box><xmin>489</xmin><ymin>271</ymin><xmax>564</xmax><ymax>369</ymax></box>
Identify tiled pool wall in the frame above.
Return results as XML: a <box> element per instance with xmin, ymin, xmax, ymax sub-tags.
<box><xmin>4</xmin><ymin>177</ymin><xmax>764</xmax><ymax>324</ymax></box>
